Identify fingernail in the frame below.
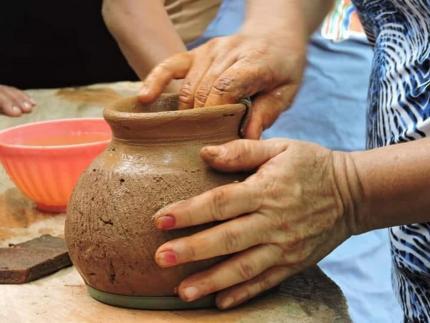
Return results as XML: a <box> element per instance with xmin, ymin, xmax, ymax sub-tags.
<box><xmin>29</xmin><ymin>98</ymin><xmax>36</xmax><ymax>105</ymax></box>
<box><xmin>22</xmin><ymin>102</ymin><xmax>32</xmax><ymax>111</ymax></box>
<box><xmin>12</xmin><ymin>106</ymin><xmax>21</xmax><ymax>114</ymax></box>
<box><xmin>219</xmin><ymin>297</ymin><xmax>234</xmax><ymax>309</ymax></box>
<box><xmin>139</xmin><ymin>84</ymin><xmax>149</xmax><ymax>96</ymax></box>
<box><xmin>182</xmin><ymin>286</ymin><xmax>200</xmax><ymax>302</ymax></box>
<box><xmin>156</xmin><ymin>250</ymin><xmax>177</xmax><ymax>267</ymax></box>
<box><xmin>202</xmin><ymin>146</ymin><xmax>220</xmax><ymax>159</ymax></box>
<box><xmin>155</xmin><ymin>215</ymin><xmax>176</xmax><ymax>230</ymax></box>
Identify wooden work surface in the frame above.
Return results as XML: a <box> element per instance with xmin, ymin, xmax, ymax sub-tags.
<box><xmin>0</xmin><ymin>83</ymin><xmax>350</xmax><ymax>322</ymax></box>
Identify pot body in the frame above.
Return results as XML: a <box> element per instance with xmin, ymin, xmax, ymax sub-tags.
<box><xmin>65</xmin><ymin>95</ymin><xmax>247</xmax><ymax>296</ymax></box>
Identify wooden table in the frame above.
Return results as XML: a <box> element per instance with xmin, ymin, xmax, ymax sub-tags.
<box><xmin>0</xmin><ymin>83</ymin><xmax>350</xmax><ymax>322</ymax></box>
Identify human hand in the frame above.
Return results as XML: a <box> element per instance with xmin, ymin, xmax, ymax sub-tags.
<box><xmin>139</xmin><ymin>30</ymin><xmax>306</xmax><ymax>139</ymax></box>
<box><xmin>0</xmin><ymin>85</ymin><xmax>35</xmax><ymax>117</ymax></box>
<box><xmin>153</xmin><ymin>139</ymin><xmax>360</xmax><ymax>309</ymax></box>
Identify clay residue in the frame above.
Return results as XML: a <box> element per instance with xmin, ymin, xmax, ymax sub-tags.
<box><xmin>56</xmin><ymin>87</ymin><xmax>122</xmax><ymax>106</ymax></box>
<box><xmin>0</xmin><ymin>188</ymin><xmax>44</xmax><ymax>227</ymax></box>
<box><xmin>0</xmin><ymin>188</ymin><xmax>59</xmax><ymax>240</ymax></box>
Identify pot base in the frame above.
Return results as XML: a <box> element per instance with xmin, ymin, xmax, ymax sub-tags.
<box><xmin>87</xmin><ymin>285</ymin><xmax>216</xmax><ymax>310</ymax></box>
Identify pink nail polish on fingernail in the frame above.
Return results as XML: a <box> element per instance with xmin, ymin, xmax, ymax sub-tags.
<box><xmin>157</xmin><ymin>250</ymin><xmax>177</xmax><ymax>267</ymax></box>
<box><xmin>156</xmin><ymin>215</ymin><xmax>176</xmax><ymax>230</ymax></box>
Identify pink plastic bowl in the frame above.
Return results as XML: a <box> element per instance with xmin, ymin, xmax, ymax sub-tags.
<box><xmin>0</xmin><ymin>118</ymin><xmax>111</xmax><ymax>213</ymax></box>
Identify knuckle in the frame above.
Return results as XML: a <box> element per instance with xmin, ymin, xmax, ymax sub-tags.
<box><xmin>237</xmin><ymin>260</ymin><xmax>256</xmax><ymax>281</ymax></box>
<box><xmin>222</xmin><ymin>229</ymin><xmax>241</xmax><ymax>253</ymax></box>
<box><xmin>282</xmin><ymin>251</ymin><xmax>306</xmax><ymax>266</ymax></box>
<box><xmin>174</xmin><ymin>199</ymin><xmax>195</xmax><ymax>225</ymax></box>
<box><xmin>248</xmin><ymin>44</ymin><xmax>270</xmax><ymax>58</ymax></box>
<box><xmin>186</xmin><ymin>241</ymin><xmax>198</xmax><ymax>260</ymax></box>
<box><xmin>285</xmin><ymin>232</ymin><xmax>302</xmax><ymax>246</ymax></box>
<box><xmin>194</xmin><ymin>86</ymin><xmax>210</xmax><ymax>105</ymax></box>
<box><xmin>242</xmin><ymin>180</ymin><xmax>263</xmax><ymax>211</ymax></box>
<box><xmin>200</xmin><ymin>281</ymin><xmax>218</xmax><ymax>295</ymax></box>
<box><xmin>223</xmin><ymin>141</ymin><xmax>250</xmax><ymax>166</ymax></box>
<box><xmin>258</xmin><ymin>276</ymin><xmax>274</xmax><ymax>292</ymax></box>
<box><xmin>155</xmin><ymin>63</ymin><xmax>172</xmax><ymax>76</ymax></box>
<box><xmin>179</xmin><ymin>82</ymin><xmax>194</xmax><ymax>105</ymax></box>
<box><xmin>209</xmin><ymin>189</ymin><xmax>228</xmax><ymax>221</ymax></box>
<box><xmin>213</xmin><ymin>77</ymin><xmax>235</xmax><ymax>94</ymax></box>
<box><xmin>259</xmin><ymin>176</ymin><xmax>280</xmax><ymax>202</ymax></box>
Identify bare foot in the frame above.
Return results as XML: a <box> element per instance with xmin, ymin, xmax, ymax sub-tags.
<box><xmin>0</xmin><ymin>85</ymin><xmax>36</xmax><ymax>117</ymax></box>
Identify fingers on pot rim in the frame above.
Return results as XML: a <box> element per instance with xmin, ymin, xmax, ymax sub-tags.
<box><xmin>139</xmin><ymin>52</ymin><xmax>193</xmax><ymax>103</ymax></box>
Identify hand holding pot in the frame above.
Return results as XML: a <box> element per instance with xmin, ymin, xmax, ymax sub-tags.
<box><xmin>139</xmin><ymin>30</ymin><xmax>306</xmax><ymax>139</ymax></box>
<box><xmin>153</xmin><ymin>139</ymin><xmax>359</xmax><ymax>309</ymax></box>
<box><xmin>0</xmin><ymin>85</ymin><xmax>35</xmax><ymax>117</ymax></box>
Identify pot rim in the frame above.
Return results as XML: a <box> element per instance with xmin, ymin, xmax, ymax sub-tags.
<box><xmin>103</xmin><ymin>95</ymin><xmax>250</xmax><ymax>142</ymax></box>
<box><xmin>104</xmin><ymin>94</ymin><xmax>248</xmax><ymax>121</ymax></box>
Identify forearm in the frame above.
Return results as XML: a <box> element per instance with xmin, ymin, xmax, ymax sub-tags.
<box><xmin>341</xmin><ymin>138</ymin><xmax>430</xmax><ymax>234</ymax></box>
<box><xmin>102</xmin><ymin>0</ymin><xmax>186</xmax><ymax>79</ymax></box>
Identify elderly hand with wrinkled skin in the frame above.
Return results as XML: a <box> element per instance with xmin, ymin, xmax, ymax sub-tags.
<box><xmin>152</xmin><ymin>139</ymin><xmax>357</xmax><ymax>309</ymax></box>
<box><xmin>139</xmin><ymin>27</ymin><xmax>306</xmax><ymax>139</ymax></box>
<box><xmin>0</xmin><ymin>85</ymin><xmax>35</xmax><ymax>117</ymax></box>
<box><xmin>137</xmin><ymin>0</ymin><xmax>333</xmax><ymax>139</ymax></box>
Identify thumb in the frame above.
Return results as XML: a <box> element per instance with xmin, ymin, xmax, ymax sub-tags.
<box><xmin>200</xmin><ymin>139</ymin><xmax>288</xmax><ymax>172</ymax></box>
<box><xmin>244</xmin><ymin>84</ymin><xmax>299</xmax><ymax>139</ymax></box>
<box><xmin>139</xmin><ymin>52</ymin><xmax>193</xmax><ymax>104</ymax></box>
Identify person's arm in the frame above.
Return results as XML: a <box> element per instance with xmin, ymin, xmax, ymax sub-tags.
<box><xmin>302</xmin><ymin>0</ymin><xmax>335</xmax><ymax>34</ymax></box>
<box><xmin>139</xmin><ymin>0</ymin><xmax>335</xmax><ymax>138</ymax></box>
<box><xmin>345</xmin><ymin>138</ymin><xmax>430</xmax><ymax>233</ymax></box>
<box><xmin>102</xmin><ymin>0</ymin><xmax>186</xmax><ymax>80</ymax></box>
<box><xmin>150</xmin><ymin>137</ymin><xmax>430</xmax><ymax>309</ymax></box>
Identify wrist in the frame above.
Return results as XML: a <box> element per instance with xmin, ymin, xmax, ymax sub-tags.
<box><xmin>331</xmin><ymin>151</ymin><xmax>366</xmax><ymax>236</ymax></box>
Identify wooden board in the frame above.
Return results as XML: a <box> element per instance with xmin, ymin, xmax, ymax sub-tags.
<box><xmin>0</xmin><ymin>83</ymin><xmax>350</xmax><ymax>322</ymax></box>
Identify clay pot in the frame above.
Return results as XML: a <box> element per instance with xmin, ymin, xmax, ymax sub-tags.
<box><xmin>65</xmin><ymin>95</ymin><xmax>248</xmax><ymax>309</ymax></box>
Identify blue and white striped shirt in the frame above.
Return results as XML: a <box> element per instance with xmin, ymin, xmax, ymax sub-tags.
<box><xmin>353</xmin><ymin>0</ymin><xmax>430</xmax><ymax>320</ymax></box>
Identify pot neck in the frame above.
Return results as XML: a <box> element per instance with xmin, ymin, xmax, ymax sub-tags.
<box><xmin>103</xmin><ymin>95</ymin><xmax>248</xmax><ymax>144</ymax></box>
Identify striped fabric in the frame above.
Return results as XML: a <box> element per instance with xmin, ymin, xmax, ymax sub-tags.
<box><xmin>352</xmin><ymin>0</ymin><xmax>430</xmax><ymax>321</ymax></box>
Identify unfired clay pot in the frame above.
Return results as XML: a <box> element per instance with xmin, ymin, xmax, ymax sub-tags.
<box><xmin>65</xmin><ymin>94</ymin><xmax>248</xmax><ymax>309</ymax></box>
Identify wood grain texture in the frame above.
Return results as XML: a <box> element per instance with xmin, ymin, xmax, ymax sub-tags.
<box><xmin>0</xmin><ymin>83</ymin><xmax>350</xmax><ymax>322</ymax></box>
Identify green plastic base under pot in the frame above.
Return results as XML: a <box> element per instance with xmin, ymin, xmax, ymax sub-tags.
<box><xmin>87</xmin><ymin>285</ymin><xmax>215</xmax><ymax>310</ymax></box>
